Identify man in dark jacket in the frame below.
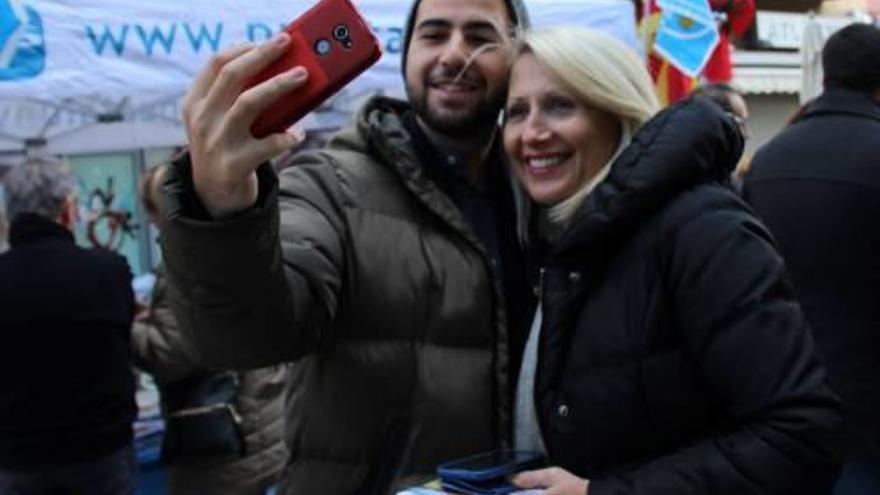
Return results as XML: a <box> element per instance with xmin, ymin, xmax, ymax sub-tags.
<box><xmin>158</xmin><ymin>0</ymin><xmax>534</xmax><ymax>493</ymax></box>
<box><xmin>744</xmin><ymin>23</ymin><xmax>880</xmax><ymax>495</ymax></box>
<box><xmin>0</xmin><ymin>157</ymin><xmax>137</xmax><ymax>494</ymax></box>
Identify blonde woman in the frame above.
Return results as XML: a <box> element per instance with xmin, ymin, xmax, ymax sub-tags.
<box><xmin>502</xmin><ymin>27</ymin><xmax>842</xmax><ymax>495</ymax></box>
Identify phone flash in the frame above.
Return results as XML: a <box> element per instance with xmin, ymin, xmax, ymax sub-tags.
<box><xmin>314</xmin><ymin>39</ymin><xmax>332</xmax><ymax>56</ymax></box>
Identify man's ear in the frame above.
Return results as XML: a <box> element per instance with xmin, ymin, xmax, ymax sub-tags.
<box><xmin>56</xmin><ymin>195</ymin><xmax>79</xmax><ymax>229</ymax></box>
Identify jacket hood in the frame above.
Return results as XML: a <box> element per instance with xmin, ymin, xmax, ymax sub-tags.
<box><xmin>332</xmin><ymin>96</ymin><xmax>416</xmax><ymax>174</ymax></box>
<box><xmin>328</xmin><ymin>95</ymin><xmax>486</xmax><ymax>243</ymax></box>
<box><xmin>552</xmin><ymin>96</ymin><xmax>743</xmax><ymax>262</ymax></box>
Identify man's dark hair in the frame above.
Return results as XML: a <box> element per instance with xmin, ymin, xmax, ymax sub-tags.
<box><xmin>822</xmin><ymin>23</ymin><xmax>880</xmax><ymax>94</ymax></box>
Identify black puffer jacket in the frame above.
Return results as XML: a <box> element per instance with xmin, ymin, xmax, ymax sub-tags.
<box><xmin>533</xmin><ymin>99</ymin><xmax>843</xmax><ymax>494</ymax></box>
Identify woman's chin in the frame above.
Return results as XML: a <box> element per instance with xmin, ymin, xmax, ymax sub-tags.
<box><xmin>525</xmin><ymin>189</ymin><xmax>567</xmax><ymax>207</ymax></box>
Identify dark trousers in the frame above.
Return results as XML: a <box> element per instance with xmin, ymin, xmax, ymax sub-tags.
<box><xmin>0</xmin><ymin>444</ymin><xmax>136</xmax><ymax>495</ymax></box>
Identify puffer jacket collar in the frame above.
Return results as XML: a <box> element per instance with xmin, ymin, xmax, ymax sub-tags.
<box><xmin>552</xmin><ymin>97</ymin><xmax>743</xmax><ymax>264</ymax></box>
<box><xmin>348</xmin><ymin>96</ymin><xmax>490</xmax><ymax>257</ymax></box>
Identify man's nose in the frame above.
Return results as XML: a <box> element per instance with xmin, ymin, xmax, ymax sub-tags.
<box><xmin>438</xmin><ymin>32</ymin><xmax>469</xmax><ymax>70</ymax></box>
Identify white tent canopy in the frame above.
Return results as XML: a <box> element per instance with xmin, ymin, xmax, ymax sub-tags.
<box><xmin>0</xmin><ymin>0</ymin><xmax>637</xmax><ymax>155</ymax></box>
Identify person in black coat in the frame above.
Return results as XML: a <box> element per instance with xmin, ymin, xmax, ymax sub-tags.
<box><xmin>0</xmin><ymin>157</ymin><xmax>137</xmax><ymax>494</ymax></box>
<box><xmin>743</xmin><ymin>23</ymin><xmax>880</xmax><ymax>495</ymax></box>
<box><xmin>501</xmin><ymin>26</ymin><xmax>842</xmax><ymax>495</ymax></box>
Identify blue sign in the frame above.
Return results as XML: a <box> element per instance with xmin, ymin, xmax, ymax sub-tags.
<box><xmin>0</xmin><ymin>0</ymin><xmax>45</xmax><ymax>81</ymax></box>
<box><xmin>653</xmin><ymin>0</ymin><xmax>719</xmax><ymax>77</ymax></box>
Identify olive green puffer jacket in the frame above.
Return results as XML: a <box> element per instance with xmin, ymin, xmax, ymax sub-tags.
<box><xmin>159</xmin><ymin>96</ymin><xmax>511</xmax><ymax>495</ymax></box>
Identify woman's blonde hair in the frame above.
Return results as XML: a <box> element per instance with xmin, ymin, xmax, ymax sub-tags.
<box><xmin>510</xmin><ymin>26</ymin><xmax>660</xmax><ymax>233</ymax></box>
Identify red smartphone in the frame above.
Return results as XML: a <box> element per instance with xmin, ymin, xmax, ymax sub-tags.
<box><xmin>247</xmin><ymin>0</ymin><xmax>382</xmax><ymax>138</ymax></box>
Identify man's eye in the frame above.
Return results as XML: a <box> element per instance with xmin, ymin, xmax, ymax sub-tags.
<box><xmin>468</xmin><ymin>34</ymin><xmax>492</xmax><ymax>45</ymax></box>
<box><xmin>419</xmin><ymin>31</ymin><xmax>446</xmax><ymax>41</ymax></box>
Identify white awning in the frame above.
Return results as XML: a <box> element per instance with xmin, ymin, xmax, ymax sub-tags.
<box><xmin>732</xmin><ymin>50</ymin><xmax>801</xmax><ymax>95</ymax></box>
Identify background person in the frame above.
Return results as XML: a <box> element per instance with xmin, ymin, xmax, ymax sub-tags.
<box><xmin>156</xmin><ymin>0</ymin><xmax>534</xmax><ymax>493</ymax></box>
<box><xmin>691</xmin><ymin>83</ymin><xmax>750</xmax><ymax>139</ymax></box>
<box><xmin>743</xmin><ymin>23</ymin><xmax>880</xmax><ymax>495</ymax></box>
<box><xmin>132</xmin><ymin>164</ymin><xmax>288</xmax><ymax>495</ymax></box>
<box><xmin>691</xmin><ymin>82</ymin><xmax>752</xmax><ymax>189</ymax></box>
<box><xmin>0</xmin><ymin>157</ymin><xmax>137</xmax><ymax>495</ymax></box>
<box><xmin>501</xmin><ymin>26</ymin><xmax>842</xmax><ymax>495</ymax></box>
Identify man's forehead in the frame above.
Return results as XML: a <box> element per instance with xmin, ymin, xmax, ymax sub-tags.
<box><xmin>413</xmin><ymin>0</ymin><xmax>511</xmax><ymax>29</ymax></box>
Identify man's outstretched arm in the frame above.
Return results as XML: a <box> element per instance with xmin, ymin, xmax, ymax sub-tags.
<box><xmin>156</xmin><ymin>36</ymin><xmax>343</xmax><ymax>370</ymax></box>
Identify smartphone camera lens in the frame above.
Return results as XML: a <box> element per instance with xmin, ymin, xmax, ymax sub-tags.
<box><xmin>332</xmin><ymin>24</ymin><xmax>353</xmax><ymax>49</ymax></box>
<box><xmin>332</xmin><ymin>24</ymin><xmax>350</xmax><ymax>41</ymax></box>
<box><xmin>314</xmin><ymin>38</ymin><xmax>331</xmax><ymax>56</ymax></box>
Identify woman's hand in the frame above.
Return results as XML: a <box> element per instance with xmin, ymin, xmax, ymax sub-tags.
<box><xmin>511</xmin><ymin>467</ymin><xmax>590</xmax><ymax>495</ymax></box>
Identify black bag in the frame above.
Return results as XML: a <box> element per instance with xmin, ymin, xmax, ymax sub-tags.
<box><xmin>160</xmin><ymin>372</ymin><xmax>246</xmax><ymax>463</ymax></box>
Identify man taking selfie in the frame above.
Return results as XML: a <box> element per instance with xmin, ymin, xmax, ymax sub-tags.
<box><xmin>157</xmin><ymin>0</ymin><xmax>533</xmax><ymax>493</ymax></box>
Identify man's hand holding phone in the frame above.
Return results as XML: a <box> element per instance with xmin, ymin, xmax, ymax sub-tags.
<box><xmin>181</xmin><ymin>34</ymin><xmax>308</xmax><ymax>219</ymax></box>
<box><xmin>182</xmin><ymin>0</ymin><xmax>380</xmax><ymax>218</ymax></box>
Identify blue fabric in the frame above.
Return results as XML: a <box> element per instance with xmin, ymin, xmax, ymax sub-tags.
<box><xmin>653</xmin><ymin>0</ymin><xmax>720</xmax><ymax>76</ymax></box>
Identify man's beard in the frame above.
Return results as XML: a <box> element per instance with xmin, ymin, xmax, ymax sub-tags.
<box><xmin>405</xmin><ymin>76</ymin><xmax>506</xmax><ymax>138</ymax></box>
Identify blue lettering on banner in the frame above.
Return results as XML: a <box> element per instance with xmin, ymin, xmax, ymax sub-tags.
<box><xmin>184</xmin><ymin>23</ymin><xmax>222</xmax><ymax>53</ymax></box>
<box><xmin>87</xmin><ymin>22</ymin><xmax>225</xmax><ymax>57</ymax></box>
<box><xmin>80</xmin><ymin>21</ymin><xmax>408</xmax><ymax>58</ymax></box>
<box><xmin>386</xmin><ymin>26</ymin><xmax>402</xmax><ymax>54</ymax></box>
<box><xmin>371</xmin><ymin>25</ymin><xmax>403</xmax><ymax>54</ymax></box>
<box><xmin>135</xmin><ymin>24</ymin><xmax>177</xmax><ymax>56</ymax></box>
<box><xmin>86</xmin><ymin>24</ymin><xmax>129</xmax><ymax>56</ymax></box>
<box><xmin>247</xmin><ymin>22</ymin><xmax>273</xmax><ymax>42</ymax></box>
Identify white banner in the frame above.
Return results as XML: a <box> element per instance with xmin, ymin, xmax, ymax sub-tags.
<box><xmin>0</xmin><ymin>0</ymin><xmax>636</xmax><ymax>100</ymax></box>
<box><xmin>0</xmin><ymin>0</ymin><xmax>636</xmax><ymax>150</ymax></box>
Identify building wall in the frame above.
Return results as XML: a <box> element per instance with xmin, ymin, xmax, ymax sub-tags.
<box><xmin>743</xmin><ymin>93</ymin><xmax>800</xmax><ymax>156</ymax></box>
